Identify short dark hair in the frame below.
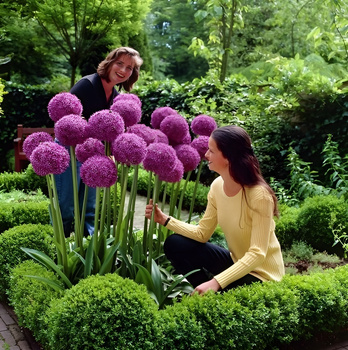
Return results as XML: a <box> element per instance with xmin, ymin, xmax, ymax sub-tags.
<box><xmin>97</xmin><ymin>47</ymin><xmax>143</xmax><ymax>92</ymax></box>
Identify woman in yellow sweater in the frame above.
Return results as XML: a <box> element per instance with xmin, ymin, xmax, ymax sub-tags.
<box><xmin>145</xmin><ymin>125</ymin><xmax>285</xmax><ymax>295</ymax></box>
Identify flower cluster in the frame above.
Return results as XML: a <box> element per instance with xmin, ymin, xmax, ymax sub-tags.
<box><xmin>23</xmin><ymin>132</ymin><xmax>54</xmax><ymax>159</ymax></box>
<box><xmin>150</xmin><ymin>107</ymin><xmax>177</xmax><ymax>129</ymax></box>
<box><xmin>55</xmin><ymin>114</ymin><xmax>88</xmax><ymax>146</ymax></box>
<box><xmin>153</xmin><ymin>129</ymin><xmax>169</xmax><ymax>144</ymax></box>
<box><xmin>159</xmin><ymin>159</ymin><xmax>184</xmax><ymax>183</ymax></box>
<box><xmin>127</xmin><ymin>124</ymin><xmax>156</xmax><ymax>145</ymax></box>
<box><xmin>160</xmin><ymin>114</ymin><xmax>190</xmax><ymax>145</ymax></box>
<box><xmin>47</xmin><ymin>92</ymin><xmax>83</xmax><ymax>122</ymax></box>
<box><xmin>191</xmin><ymin>114</ymin><xmax>217</xmax><ymax>136</ymax></box>
<box><xmin>110</xmin><ymin>99</ymin><xmax>142</xmax><ymax>128</ymax></box>
<box><xmin>113</xmin><ymin>93</ymin><xmax>142</xmax><ymax>107</ymax></box>
<box><xmin>174</xmin><ymin>144</ymin><xmax>201</xmax><ymax>172</ymax></box>
<box><xmin>191</xmin><ymin>135</ymin><xmax>209</xmax><ymax>159</ymax></box>
<box><xmin>75</xmin><ymin>138</ymin><xmax>105</xmax><ymax>163</ymax></box>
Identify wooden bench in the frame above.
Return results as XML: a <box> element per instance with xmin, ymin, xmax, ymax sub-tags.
<box><xmin>14</xmin><ymin>124</ymin><xmax>55</xmax><ymax>172</ymax></box>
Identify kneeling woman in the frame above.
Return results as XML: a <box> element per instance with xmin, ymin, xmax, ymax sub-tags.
<box><xmin>145</xmin><ymin>125</ymin><xmax>285</xmax><ymax>295</ymax></box>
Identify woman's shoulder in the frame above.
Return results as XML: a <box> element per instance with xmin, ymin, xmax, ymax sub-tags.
<box><xmin>245</xmin><ymin>184</ymin><xmax>272</xmax><ymax>202</ymax></box>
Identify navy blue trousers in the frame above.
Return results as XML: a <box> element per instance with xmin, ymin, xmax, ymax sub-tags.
<box><xmin>164</xmin><ymin>234</ymin><xmax>261</xmax><ymax>291</ymax></box>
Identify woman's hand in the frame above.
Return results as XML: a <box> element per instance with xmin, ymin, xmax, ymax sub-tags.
<box><xmin>192</xmin><ymin>278</ymin><xmax>221</xmax><ymax>295</ymax></box>
<box><xmin>144</xmin><ymin>199</ymin><xmax>168</xmax><ymax>226</ymax></box>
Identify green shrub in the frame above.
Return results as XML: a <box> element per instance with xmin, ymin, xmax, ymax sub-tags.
<box><xmin>45</xmin><ymin>274</ymin><xmax>160</xmax><ymax>350</ymax></box>
<box><xmin>8</xmin><ymin>260</ymin><xmax>64</xmax><ymax>347</ymax></box>
<box><xmin>0</xmin><ymin>224</ymin><xmax>55</xmax><ymax>300</ymax></box>
<box><xmin>297</xmin><ymin>195</ymin><xmax>348</xmax><ymax>254</ymax></box>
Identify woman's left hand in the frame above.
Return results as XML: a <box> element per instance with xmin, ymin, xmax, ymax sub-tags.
<box><xmin>193</xmin><ymin>278</ymin><xmax>221</xmax><ymax>295</ymax></box>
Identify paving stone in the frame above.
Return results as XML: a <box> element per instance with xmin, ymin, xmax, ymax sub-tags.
<box><xmin>17</xmin><ymin>340</ymin><xmax>31</xmax><ymax>350</ymax></box>
<box><xmin>8</xmin><ymin>325</ymin><xmax>25</xmax><ymax>342</ymax></box>
<box><xmin>1</xmin><ymin>313</ymin><xmax>15</xmax><ymax>326</ymax></box>
<box><xmin>8</xmin><ymin>346</ymin><xmax>20</xmax><ymax>350</ymax></box>
<box><xmin>0</xmin><ymin>319</ymin><xmax>7</xmax><ymax>332</ymax></box>
<box><xmin>0</xmin><ymin>305</ymin><xmax>6</xmax><ymax>315</ymax></box>
<box><xmin>0</xmin><ymin>330</ymin><xmax>16</xmax><ymax>346</ymax></box>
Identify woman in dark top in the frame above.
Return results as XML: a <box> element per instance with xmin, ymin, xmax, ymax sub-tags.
<box><xmin>55</xmin><ymin>47</ymin><xmax>143</xmax><ymax>237</ymax></box>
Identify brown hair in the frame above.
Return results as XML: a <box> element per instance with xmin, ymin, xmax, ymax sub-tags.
<box><xmin>211</xmin><ymin>125</ymin><xmax>279</xmax><ymax>217</ymax></box>
<box><xmin>97</xmin><ymin>47</ymin><xmax>143</xmax><ymax>92</ymax></box>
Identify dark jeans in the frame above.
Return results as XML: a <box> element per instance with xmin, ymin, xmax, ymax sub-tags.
<box><xmin>164</xmin><ymin>234</ymin><xmax>261</xmax><ymax>292</ymax></box>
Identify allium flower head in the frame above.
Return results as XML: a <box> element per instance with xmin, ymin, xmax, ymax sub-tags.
<box><xmin>113</xmin><ymin>93</ymin><xmax>142</xmax><ymax>107</ymax></box>
<box><xmin>151</xmin><ymin>107</ymin><xmax>177</xmax><ymax>129</ymax></box>
<box><xmin>110</xmin><ymin>99</ymin><xmax>142</xmax><ymax>128</ymax></box>
<box><xmin>30</xmin><ymin>142</ymin><xmax>70</xmax><ymax>176</ymax></box>
<box><xmin>87</xmin><ymin>110</ymin><xmax>125</xmax><ymax>142</ymax></box>
<box><xmin>160</xmin><ymin>114</ymin><xmax>189</xmax><ymax>144</ymax></box>
<box><xmin>174</xmin><ymin>144</ymin><xmax>201</xmax><ymax>172</ymax></box>
<box><xmin>80</xmin><ymin>155</ymin><xmax>117</xmax><ymax>188</ymax></box>
<box><xmin>191</xmin><ymin>114</ymin><xmax>217</xmax><ymax>136</ymax></box>
<box><xmin>191</xmin><ymin>135</ymin><xmax>209</xmax><ymax>159</ymax></box>
<box><xmin>143</xmin><ymin>143</ymin><xmax>177</xmax><ymax>177</ymax></box>
<box><xmin>23</xmin><ymin>132</ymin><xmax>54</xmax><ymax>159</ymax></box>
<box><xmin>127</xmin><ymin>124</ymin><xmax>156</xmax><ymax>145</ymax></box>
<box><xmin>159</xmin><ymin>159</ymin><xmax>184</xmax><ymax>183</ymax></box>
<box><xmin>111</xmin><ymin>133</ymin><xmax>147</xmax><ymax>166</ymax></box>
<box><xmin>48</xmin><ymin>92</ymin><xmax>83</xmax><ymax>122</ymax></box>
<box><xmin>75</xmin><ymin>138</ymin><xmax>105</xmax><ymax>163</ymax></box>
<box><xmin>169</xmin><ymin>131</ymin><xmax>191</xmax><ymax>147</ymax></box>
<box><xmin>54</xmin><ymin>114</ymin><xmax>88</xmax><ymax>146</ymax></box>
<box><xmin>153</xmin><ymin>129</ymin><xmax>169</xmax><ymax>144</ymax></box>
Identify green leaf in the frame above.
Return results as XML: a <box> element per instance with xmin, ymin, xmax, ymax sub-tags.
<box><xmin>24</xmin><ymin>275</ymin><xmax>64</xmax><ymax>292</ymax></box>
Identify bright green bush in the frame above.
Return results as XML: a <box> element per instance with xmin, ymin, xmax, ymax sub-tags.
<box><xmin>8</xmin><ymin>260</ymin><xmax>64</xmax><ymax>347</ymax></box>
<box><xmin>0</xmin><ymin>224</ymin><xmax>55</xmax><ymax>300</ymax></box>
<box><xmin>45</xmin><ymin>274</ymin><xmax>160</xmax><ymax>350</ymax></box>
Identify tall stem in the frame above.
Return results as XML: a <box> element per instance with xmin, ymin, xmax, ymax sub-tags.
<box><xmin>188</xmin><ymin>160</ymin><xmax>204</xmax><ymax>223</ymax></box>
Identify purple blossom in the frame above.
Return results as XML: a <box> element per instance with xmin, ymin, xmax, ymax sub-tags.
<box><xmin>174</xmin><ymin>144</ymin><xmax>201</xmax><ymax>172</ymax></box>
<box><xmin>47</xmin><ymin>92</ymin><xmax>83</xmax><ymax>122</ymax></box>
<box><xmin>191</xmin><ymin>114</ymin><xmax>217</xmax><ymax>136</ymax></box>
<box><xmin>169</xmin><ymin>131</ymin><xmax>191</xmax><ymax>147</ymax></box>
<box><xmin>153</xmin><ymin>129</ymin><xmax>169</xmax><ymax>144</ymax></box>
<box><xmin>80</xmin><ymin>155</ymin><xmax>117</xmax><ymax>188</ymax></box>
<box><xmin>159</xmin><ymin>159</ymin><xmax>184</xmax><ymax>183</ymax></box>
<box><xmin>160</xmin><ymin>114</ymin><xmax>189</xmax><ymax>144</ymax></box>
<box><xmin>87</xmin><ymin>110</ymin><xmax>125</xmax><ymax>142</ymax></box>
<box><xmin>23</xmin><ymin>132</ymin><xmax>54</xmax><ymax>159</ymax></box>
<box><xmin>127</xmin><ymin>124</ymin><xmax>156</xmax><ymax>145</ymax></box>
<box><xmin>143</xmin><ymin>143</ymin><xmax>177</xmax><ymax>177</ymax></box>
<box><xmin>111</xmin><ymin>133</ymin><xmax>147</xmax><ymax>166</ymax></box>
<box><xmin>191</xmin><ymin>136</ymin><xmax>209</xmax><ymax>159</ymax></box>
<box><xmin>151</xmin><ymin>107</ymin><xmax>178</xmax><ymax>129</ymax></box>
<box><xmin>110</xmin><ymin>99</ymin><xmax>142</xmax><ymax>128</ymax></box>
<box><xmin>30</xmin><ymin>142</ymin><xmax>70</xmax><ymax>176</ymax></box>
<box><xmin>54</xmin><ymin>114</ymin><xmax>88</xmax><ymax>147</ymax></box>
<box><xmin>75</xmin><ymin>138</ymin><xmax>105</xmax><ymax>163</ymax></box>
<box><xmin>113</xmin><ymin>93</ymin><xmax>142</xmax><ymax>107</ymax></box>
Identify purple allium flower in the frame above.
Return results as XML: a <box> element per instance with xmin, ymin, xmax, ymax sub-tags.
<box><xmin>75</xmin><ymin>138</ymin><xmax>105</xmax><ymax>163</ymax></box>
<box><xmin>30</xmin><ymin>142</ymin><xmax>70</xmax><ymax>176</ymax></box>
<box><xmin>191</xmin><ymin>135</ymin><xmax>209</xmax><ymax>160</ymax></box>
<box><xmin>110</xmin><ymin>99</ymin><xmax>142</xmax><ymax>128</ymax></box>
<box><xmin>174</xmin><ymin>144</ymin><xmax>201</xmax><ymax>172</ymax></box>
<box><xmin>169</xmin><ymin>131</ymin><xmax>191</xmax><ymax>147</ymax></box>
<box><xmin>153</xmin><ymin>129</ymin><xmax>169</xmax><ymax>144</ymax></box>
<box><xmin>111</xmin><ymin>133</ymin><xmax>147</xmax><ymax>166</ymax></box>
<box><xmin>47</xmin><ymin>92</ymin><xmax>83</xmax><ymax>122</ymax></box>
<box><xmin>191</xmin><ymin>114</ymin><xmax>217</xmax><ymax>136</ymax></box>
<box><xmin>87</xmin><ymin>110</ymin><xmax>125</xmax><ymax>142</ymax></box>
<box><xmin>54</xmin><ymin>114</ymin><xmax>88</xmax><ymax>147</ymax></box>
<box><xmin>23</xmin><ymin>132</ymin><xmax>54</xmax><ymax>160</ymax></box>
<box><xmin>127</xmin><ymin>124</ymin><xmax>156</xmax><ymax>145</ymax></box>
<box><xmin>160</xmin><ymin>114</ymin><xmax>189</xmax><ymax>144</ymax></box>
<box><xmin>150</xmin><ymin>107</ymin><xmax>178</xmax><ymax>129</ymax></box>
<box><xmin>113</xmin><ymin>93</ymin><xmax>142</xmax><ymax>107</ymax></box>
<box><xmin>159</xmin><ymin>159</ymin><xmax>184</xmax><ymax>183</ymax></box>
<box><xmin>143</xmin><ymin>143</ymin><xmax>177</xmax><ymax>177</ymax></box>
<box><xmin>80</xmin><ymin>155</ymin><xmax>117</xmax><ymax>188</ymax></box>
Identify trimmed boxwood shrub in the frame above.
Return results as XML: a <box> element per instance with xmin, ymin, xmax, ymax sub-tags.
<box><xmin>0</xmin><ymin>224</ymin><xmax>55</xmax><ymax>300</ymax></box>
<box><xmin>8</xmin><ymin>260</ymin><xmax>64</xmax><ymax>347</ymax></box>
<box><xmin>45</xmin><ymin>274</ymin><xmax>160</xmax><ymax>350</ymax></box>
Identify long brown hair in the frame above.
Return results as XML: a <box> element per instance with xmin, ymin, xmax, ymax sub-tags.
<box><xmin>211</xmin><ymin>125</ymin><xmax>279</xmax><ymax>217</ymax></box>
<box><xmin>97</xmin><ymin>47</ymin><xmax>143</xmax><ymax>92</ymax></box>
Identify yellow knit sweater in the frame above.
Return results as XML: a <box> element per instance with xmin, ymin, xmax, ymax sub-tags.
<box><xmin>166</xmin><ymin>176</ymin><xmax>285</xmax><ymax>289</ymax></box>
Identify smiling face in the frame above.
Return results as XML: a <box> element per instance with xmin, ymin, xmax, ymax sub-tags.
<box><xmin>108</xmin><ymin>54</ymin><xmax>135</xmax><ymax>85</ymax></box>
<box><xmin>205</xmin><ymin>137</ymin><xmax>229</xmax><ymax>175</ymax></box>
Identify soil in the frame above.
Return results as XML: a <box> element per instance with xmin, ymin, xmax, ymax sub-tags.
<box><xmin>285</xmin><ymin>258</ymin><xmax>348</xmax><ymax>274</ymax></box>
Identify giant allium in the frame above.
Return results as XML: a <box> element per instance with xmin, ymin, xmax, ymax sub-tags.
<box><xmin>150</xmin><ymin>107</ymin><xmax>177</xmax><ymax>129</ymax></box>
<box><xmin>23</xmin><ymin>132</ymin><xmax>54</xmax><ymax>159</ymax></box>
<box><xmin>159</xmin><ymin>159</ymin><xmax>184</xmax><ymax>183</ymax></box>
<box><xmin>191</xmin><ymin>135</ymin><xmax>209</xmax><ymax>159</ymax></box>
<box><xmin>191</xmin><ymin>114</ymin><xmax>217</xmax><ymax>136</ymax></box>
<box><xmin>127</xmin><ymin>124</ymin><xmax>156</xmax><ymax>145</ymax></box>
<box><xmin>111</xmin><ymin>133</ymin><xmax>147</xmax><ymax>166</ymax></box>
<box><xmin>143</xmin><ymin>143</ymin><xmax>177</xmax><ymax>178</ymax></box>
<box><xmin>153</xmin><ymin>129</ymin><xmax>169</xmax><ymax>144</ymax></box>
<box><xmin>54</xmin><ymin>114</ymin><xmax>88</xmax><ymax>147</ymax></box>
<box><xmin>75</xmin><ymin>138</ymin><xmax>105</xmax><ymax>163</ymax></box>
<box><xmin>174</xmin><ymin>144</ymin><xmax>201</xmax><ymax>172</ymax></box>
<box><xmin>169</xmin><ymin>131</ymin><xmax>191</xmax><ymax>147</ymax></box>
<box><xmin>110</xmin><ymin>99</ymin><xmax>142</xmax><ymax>128</ymax></box>
<box><xmin>87</xmin><ymin>110</ymin><xmax>125</xmax><ymax>142</ymax></box>
<box><xmin>160</xmin><ymin>114</ymin><xmax>189</xmax><ymax>144</ymax></box>
<box><xmin>113</xmin><ymin>93</ymin><xmax>142</xmax><ymax>107</ymax></box>
<box><xmin>48</xmin><ymin>92</ymin><xmax>83</xmax><ymax>122</ymax></box>
<box><xmin>80</xmin><ymin>155</ymin><xmax>117</xmax><ymax>188</ymax></box>
<box><xmin>30</xmin><ymin>142</ymin><xmax>70</xmax><ymax>176</ymax></box>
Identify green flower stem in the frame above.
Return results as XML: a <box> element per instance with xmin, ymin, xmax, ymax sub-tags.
<box><xmin>93</xmin><ymin>187</ymin><xmax>102</xmax><ymax>254</ymax></box>
<box><xmin>188</xmin><ymin>160</ymin><xmax>204</xmax><ymax>223</ymax></box>
<box><xmin>143</xmin><ymin>171</ymin><xmax>153</xmax><ymax>255</ymax></box>
<box><xmin>112</xmin><ymin>162</ymin><xmax>119</xmax><ymax>238</ymax></box>
<box><xmin>99</xmin><ymin>187</ymin><xmax>109</xmax><ymax>236</ymax></box>
<box><xmin>177</xmin><ymin>171</ymin><xmax>192</xmax><ymax>220</ymax></box>
<box><xmin>80</xmin><ymin>185</ymin><xmax>88</xmax><ymax>238</ymax></box>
